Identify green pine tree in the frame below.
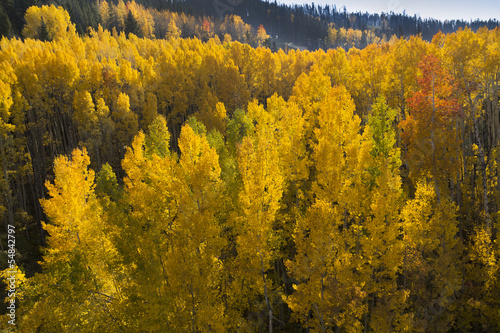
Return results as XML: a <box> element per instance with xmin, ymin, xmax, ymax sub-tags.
<box><xmin>0</xmin><ymin>5</ymin><xmax>12</xmax><ymax>37</ymax></box>
<box><xmin>37</xmin><ymin>17</ymin><xmax>50</xmax><ymax>41</ymax></box>
<box><xmin>124</xmin><ymin>9</ymin><xmax>141</xmax><ymax>37</ymax></box>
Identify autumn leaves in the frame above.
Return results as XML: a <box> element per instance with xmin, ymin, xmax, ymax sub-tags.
<box><xmin>1</xmin><ymin>7</ymin><xmax>500</xmax><ymax>330</ymax></box>
<box><xmin>23</xmin><ymin>81</ymin><xmax>452</xmax><ymax>331</ymax></box>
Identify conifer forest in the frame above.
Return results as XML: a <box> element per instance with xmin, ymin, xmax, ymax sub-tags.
<box><xmin>0</xmin><ymin>1</ymin><xmax>500</xmax><ymax>332</ymax></box>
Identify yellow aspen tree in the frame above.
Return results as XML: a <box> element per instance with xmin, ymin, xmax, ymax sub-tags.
<box><xmin>0</xmin><ymin>59</ymin><xmax>15</xmax><ymax>234</ymax></box>
<box><xmin>119</xmin><ymin>117</ymin><xmax>226</xmax><ymax>331</ymax></box>
<box><xmin>401</xmin><ymin>181</ymin><xmax>462</xmax><ymax>332</ymax></box>
<box><xmin>195</xmin><ymin>89</ymin><xmax>219</xmax><ymax>133</ymax></box>
<box><xmin>160</xmin><ymin>42</ymin><xmax>200</xmax><ymax>139</ymax></box>
<box><xmin>166</xmin><ymin>18</ymin><xmax>181</xmax><ymax>40</ymax></box>
<box><xmin>289</xmin><ymin>66</ymin><xmax>331</xmax><ymax>146</ymax></box>
<box><xmin>22</xmin><ymin>5</ymin><xmax>76</xmax><ymax>40</ymax></box>
<box><xmin>255</xmin><ymin>48</ymin><xmax>281</xmax><ymax>103</ymax></box>
<box><xmin>326</xmin><ymin>25</ymin><xmax>340</xmax><ymax>48</ymax></box>
<box><xmin>386</xmin><ymin>36</ymin><xmax>429</xmax><ymax>193</ymax></box>
<box><xmin>94</xmin><ymin>97</ymin><xmax>116</xmax><ymax>166</ymax></box>
<box><xmin>442</xmin><ymin>28</ymin><xmax>491</xmax><ymax>228</ymax></box>
<box><xmin>112</xmin><ymin>92</ymin><xmax>138</xmax><ymax>148</ymax></box>
<box><xmin>73</xmin><ymin>90</ymin><xmax>103</xmax><ymax>163</ymax></box>
<box><xmin>227</xmin><ymin>42</ymin><xmax>258</xmax><ymax>99</ymax></box>
<box><xmin>17</xmin><ymin>149</ymin><xmax>121</xmax><ymax>332</ymax></box>
<box><xmin>266</xmin><ymin>94</ymin><xmax>309</xmax><ymax>256</ymax></box>
<box><xmin>117</xmin><ymin>57</ymin><xmax>143</xmax><ymax>108</ymax></box>
<box><xmin>118</xmin><ymin>130</ymin><xmax>177</xmax><ymax>331</ymax></box>
<box><xmin>256</xmin><ymin>24</ymin><xmax>270</xmax><ymax>47</ymax></box>
<box><xmin>347</xmin><ymin>44</ymin><xmax>390</xmax><ymax>117</ymax></box>
<box><xmin>128</xmin><ymin>1</ymin><xmax>155</xmax><ymax>38</ymax></box>
<box><xmin>194</xmin><ymin>50</ymin><xmax>220</xmax><ymax>130</ymax></box>
<box><xmin>462</xmin><ymin>226</ymin><xmax>500</xmax><ymax>331</ymax></box>
<box><xmin>114</xmin><ymin>0</ymin><xmax>128</xmax><ymax>31</ymax></box>
<box><xmin>286</xmin><ymin>86</ymin><xmax>371</xmax><ymax>332</ymax></box>
<box><xmin>387</xmin><ymin>36</ymin><xmax>428</xmax><ymax>117</ymax></box>
<box><xmin>320</xmin><ymin>48</ymin><xmax>350</xmax><ymax>88</ymax></box>
<box><xmin>274</xmin><ymin>49</ymin><xmax>296</xmax><ymax>99</ymax></box>
<box><xmin>268</xmin><ymin>93</ymin><xmax>309</xmax><ymax>201</ymax></box>
<box><xmin>229</xmin><ymin>100</ymin><xmax>284</xmax><ymax>332</ymax></box>
<box><xmin>140</xmin><ymin>91</ymin><xmax>158</xmax><ymax>130</ymax></box>
<box><xmin>361</xmin><ymin>97</ymin><xmax>409</xmax><ymax>331</ymax></box>
<box><xmin>223</xmin><ymin>108</ymin><xmax>254</xmax><ymax>225</ymax></box>
<box><xmin>172</xmin><ymin>123</ymin><xmax>226</xmax><ymax>331</ymax></box>
<box><xmin>475</xmin><ymin>28</ymin><xmax>500</xmax><ymax>220</ymax></box>
<box><xmin>98</xmin><ymin>0</ymin><xmax>110</xmax><ymax>28</ymax></box>
<box><xmin>456</xmin><ymin>28</ymin><xmax>500</xmax><ymax>331</ymax></box>
<box><xmin>215</xmin><ymin>60</ymin><xmax>250</xmax><ymax>113</ymax></box>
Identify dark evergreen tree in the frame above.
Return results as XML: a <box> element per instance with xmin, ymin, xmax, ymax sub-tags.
<box><xmin>0</xmin><ymin>4</ymin><xmax>12</xmax><ymax>37</ymax></box>
<box><xmin>107</xmin><ymin>4</ymin><xmax>121</xmax><ymax>32</ymax></box>
<box><xmin>37</xmin><ymin>17</ymin><xmax>50</xmax><ymax>41</ymax></box>
<box><xmin>124</xmin><ymin>9</ymin><xmax>141</xmax><ymax>37</ymax></box>
<box><xmin>271</xmin><ymin>40</ymin><xmax>277</xmax><ymax>52</ymax></box>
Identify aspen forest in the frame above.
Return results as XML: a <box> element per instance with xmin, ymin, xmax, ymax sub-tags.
<box><xmin>1</xmin><ymin>1</ymin><xmax>500</xmax><ymax>332</ymax></box>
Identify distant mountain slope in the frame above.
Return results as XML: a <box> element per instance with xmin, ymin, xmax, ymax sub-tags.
<box><xmin>1</xmin><ymin>0</ymin><xmax>498</xmax><ymax>50</ymax></box>
<box><xmin>168</xmin><ymin>0</ymin><xmax>499</xmax><ymax>45</ymax></box>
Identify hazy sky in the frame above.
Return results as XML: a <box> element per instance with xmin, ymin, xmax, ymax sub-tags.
<box><xmin>277</xmin><ymin>0</ymin><xmax>500</xmax><ymax>21</ymax></box>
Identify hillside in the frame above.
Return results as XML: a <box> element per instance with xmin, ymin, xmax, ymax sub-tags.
<box><xmin>0</xmin><ymin>0</ymin><xmax>498</xmax><ymax>50</ymax></box>
<box><xmin>0</xmin><ymin>2</ymin><xmax>500</xmax><ymax>332</ymax></box>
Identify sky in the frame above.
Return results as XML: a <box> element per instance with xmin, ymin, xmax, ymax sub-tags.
<box><xmin>277</xmin><ymin>0</ymin><xmax>500</xmax><ymax>21</ymax></box>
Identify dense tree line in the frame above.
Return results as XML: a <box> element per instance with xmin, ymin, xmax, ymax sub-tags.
<box><xmin>134</xmin><ymin>0</ymin><xmax>500</xmax><ymax>48</ymax></box>
<box><xmin>1</xmin><ymin>4</ymin><xmax>500</xmax><ymax>332</ymax></box>
<box><xmin>1</xmin><ymin>0</ymin><xmax>498</xmax><ymax>51</ymax></box>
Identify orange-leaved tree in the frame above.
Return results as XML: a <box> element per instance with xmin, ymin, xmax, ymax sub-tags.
<box><xmin>400</xmin><ymin>54</ymin><xmax>462</xmax><ymax>200</ymax></box>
